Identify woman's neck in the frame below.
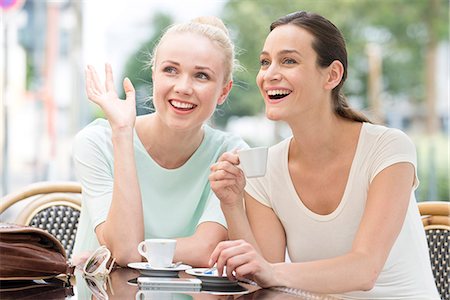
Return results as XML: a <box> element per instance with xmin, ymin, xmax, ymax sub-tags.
<box><xmin>135</xmin><ymin>114</ymin><xmax>205</xmax><ymax>169</ymax></box>
<box><xmin>288</xmin><ymin>115</ymin><xmax>361</xmax><ymax>166</ymax></box>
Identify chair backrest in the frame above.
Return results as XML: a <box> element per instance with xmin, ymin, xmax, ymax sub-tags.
<box><xmin>1</xmin><ymin>182</ymin><xmax>82</xmax><ymax>259</ymax></box>
<box><xmin>418</xmin><ymin>201</ymin><xmax>450</xmax><ymax>300</ymax></box>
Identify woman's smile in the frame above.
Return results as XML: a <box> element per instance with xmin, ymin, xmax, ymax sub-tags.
<box><xmin>169</xmin><ymin>99</ymin><xmax>197</xmax><ymax>114</ymax></box>
<box><xmin>265</xmin><ymin>88</ymin><xmax>292</xmax><ymax>103</ymax></box>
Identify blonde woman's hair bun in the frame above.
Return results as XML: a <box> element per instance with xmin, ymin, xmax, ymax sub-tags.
<box><xmin>191</xmin><ymin>16</ymin><xmax>230</xmax><ymax>37</ymax></box>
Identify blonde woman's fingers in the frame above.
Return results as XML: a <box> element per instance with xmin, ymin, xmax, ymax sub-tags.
<box><xmin>88</xmin><ymin>65</ymin><xmax>103</xmax><ymax>92</ymax></box>
<box><xmin>85</xmin><ymin>67</ymin><xmax>92</xmax><ymax>92</ymax></box>
<box><xmin>85</xmin><ymin>71</ymin><xmax>104</xmax><ymax>104</ymax></box>
<box><xmin>123</xmin><ymin>77</ymin><xmax>136</xmax><ymax>103</ymax></box>
<box><xmin>105</xmin><ymin>63</ymin><xmax>116</xmax><ymax>93</ymax></box>
<box><xmin>85</xmin><ymin>69</ymin><xmax>96</xmax><ymax>99</ymax></box>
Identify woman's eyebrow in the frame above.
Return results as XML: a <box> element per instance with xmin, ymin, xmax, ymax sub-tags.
<box><xmin>162</xmin><ymin>59</ymin><xmax>179</xmax><ymax>64</ymax></box>
<box><xmin>260</xmin><ymin>49</ymin><xmax>302</xmax><ymax>56</ymax></box>
<box><xmin>279</xmin><ymin>49</ymin><xmax>301</xmax><ymax>55</ymax></box>
<box><xmin>160</xmin><ymin>60</ymin><xmax>215</xmax><ymax>75</ymax></box>
<box><xmin>195</xmin><ymin>66</ymin><xmax>215</xmax><ymax>75</ymax></box>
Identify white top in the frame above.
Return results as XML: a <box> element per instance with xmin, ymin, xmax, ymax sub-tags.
<box><xmin>72</xmin><ymin>118</ymin><xmax>248</xmax><ymax>256</ymax></box>
<box><xmin>245</xmin><ymin>123</ymin><xmax>439</xmax><ymax>299</ymax></box>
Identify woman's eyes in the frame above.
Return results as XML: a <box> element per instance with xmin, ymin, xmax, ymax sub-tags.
<box><xmin>260</xmin><ymin>58</ymin><xmax>270</xmax><ymax>67</ymax></box>
<box><xmin>162</xmin><ymin>67</ymin><xmax>209</xmax><ymax>80</ymax></box>
<box><xmin>163</xmin><ymin>66</ymin><xmax>177</xmax><ymax>74</ymax></box>
<box><xmin>282</xmin><ymin>58</ymin><xmax>297</xmax><ymax>64</ymax></box>
<box><xmin>259</xmin><ymin>57</ymin><xmax>297</xmax><ymax>67</ymax></box>
<box><xmin>195</xmin><ymin>72</ymin><xmax>210</xmax><ymax>80</ymax></box>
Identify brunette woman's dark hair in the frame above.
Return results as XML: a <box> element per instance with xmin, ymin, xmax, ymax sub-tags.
<box><xmin>270</xmin><ymin>11</ymin><xmax>370</xmax><ymax>123</ymax></box>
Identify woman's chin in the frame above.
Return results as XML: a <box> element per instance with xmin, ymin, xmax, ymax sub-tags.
<box><xmin>265</xmin><ymin>109</ymin><xmax>283</xmax><ymax>121</ymax></box>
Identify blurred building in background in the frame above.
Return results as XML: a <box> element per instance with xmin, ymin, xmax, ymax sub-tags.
<box><xmin>1</xmin><ymin>0</ymin><xmax>224</xmax><ymax>196</ymax></box>
<box><xmin>1</xmin><ymin>0</ymin><xmax>85</xmax><ymax>196</ymax></box>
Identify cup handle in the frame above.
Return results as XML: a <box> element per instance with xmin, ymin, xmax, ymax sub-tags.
<box><xmin>137</xmin><ymin>241</ymin><xmax>148</xmax><ymax>259</ymax></box>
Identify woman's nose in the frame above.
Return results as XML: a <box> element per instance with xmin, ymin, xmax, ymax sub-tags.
<box><xmin>174</xmin><ymin>75</ymin><xmax>193</xmax><ymax>95</ymax></box>
<box><xmin>263</xmin><ymin>63</ymin><xmax>282</xmax><ymax>82</ymax></box>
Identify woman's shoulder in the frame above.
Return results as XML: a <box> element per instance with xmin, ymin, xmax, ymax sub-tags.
<box><xmin>76</xmin><ymin>118</ymin><xmax>111</xmax><ymax>137</ymax></box>
<box><xmin>361</xmin><ymin>122</ymin><xmax>416</xmax><ymax>158</ymax></box>
<box><xmin>363</xmin><ymin>122</ymin><xmax>414</xmax><ymax>146</ymax></box>
<box><xmin>72</xmin><ymin>119</ymin><xmax>114</xmax><ymax>161</ymax></box>
<box><xmin>74</xmin><ymin>118</ymin><xmax>112</xmax><ymax>147</ymax></box>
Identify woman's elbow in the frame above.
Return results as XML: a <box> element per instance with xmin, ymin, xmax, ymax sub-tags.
<box><xmin>112</xmin><ymin>249</ymin><xmax>142</xmax><ymax>267</ymax></box>
<box><xmin>360</xmin><ymin>278</ymin><xmax>376</xmax><ymax>291</ymax></box>
<box><xmin>348</xmin><ymin>250</ymin><xmax>384</xmax><ymax>291</ymax></box>
<box><xmin>100</xmin><ymin>234</ymin><xmax>142</xmax><ymax>266</ymax></box>
<box><xmin>359</xmin><ymin>266</ymin><xmax>381</xmax><ymax>291</ymax></box>
<box><xmin>189</xmin><ymin>239</ymin><xmax>220</xmax><ymax>267</ymax></box>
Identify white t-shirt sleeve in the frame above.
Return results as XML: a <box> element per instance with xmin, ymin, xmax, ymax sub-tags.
<box><xmin>72</xmin><ymin>126</ymin><xmax>114</xmax><ymax>230</ymax></box>
<box><xmin>245</xmin><ymin>177</ymin><xmax>272</xmax><ymax>207</ymax></box>
<box><xmin>197</xmin><ymin>192</ymin><xmax>227</xmax><ymax>229</ymax></box>
<box><xmin>244</xmin><ymin>140</ymin><xmax>290</xmax><ymax>208</ymax></box>
<box><xmin>368</xmin><ymin>128</ymin><xmax>419</xmax><ymax>189</ymax></box>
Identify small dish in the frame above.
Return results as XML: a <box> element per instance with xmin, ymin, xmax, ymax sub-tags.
<box><xmin>185</xmin><ymin>268</ymin><xmax>238</xmax><ymax>285</ymax></box>
<box><xmin>128</xmin><ymin>262</ymin><xmax>191</xmax><ymax>277</ymax></box>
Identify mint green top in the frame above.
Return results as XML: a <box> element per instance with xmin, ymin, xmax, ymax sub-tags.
<box><xmin>72</xmin><ymin>118</ymin><xmax>248</xmax><ymax>256</ymax></box>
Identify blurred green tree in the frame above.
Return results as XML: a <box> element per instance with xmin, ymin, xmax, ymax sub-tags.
<box><xmin>218</xmin><ymin>0</ymin><xmax>449</xmax><ymax>129</ymax></box>
<box><xmin>119</xmin><ymin>1</ymin><xmax>448</xmax><ymax>201</ymax></box>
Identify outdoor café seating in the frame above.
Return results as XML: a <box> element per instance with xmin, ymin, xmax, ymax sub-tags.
<box><xmin>418</xmin><ymin>201</ymin><xmax>450</xmax><ymax>300</ymax></box>
<box><xmin>0</xmin><ymin>181</ymin><xmax>82</xmax><ymax>259</ymax></box>
<box><xmin>1</xmin><ymin>183</ymin><xmax>448</xmax><ymax>299</ymax></box>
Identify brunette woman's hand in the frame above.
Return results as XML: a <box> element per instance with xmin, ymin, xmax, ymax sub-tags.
<box><xmin>209</xmin><ymin>151</ymin><xmax>246</xmax><ymax>207</ymax></box>
<box><xmin>209</xmin><ymin>240</ymin><xmax>276</xmax><ymax>288</ymax></box>
<box><xmin>85</xmin><ymin>63</ymin><xmax>136</xmax><ymax>131</ymax></box>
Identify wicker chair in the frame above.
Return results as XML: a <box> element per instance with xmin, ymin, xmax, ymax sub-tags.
<box><xmin>418</xmin><ymin>201</ymin><xmax>450</xmax><ymax>300</ymax></box>
<box><xmin>0</xmin><ymin>181</ymin><xmax>82</xmax><ymax>259</ymax></box>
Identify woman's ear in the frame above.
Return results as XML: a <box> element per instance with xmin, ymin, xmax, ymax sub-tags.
<box><xmin>324</xmin><ymin>60</ymin><xmax>344</xmax><ymax>90</ymax></box>
<box><xmin>217</xmin><ymin>81</ymin><xmax>233</xmax><ymax>105</ymax></box>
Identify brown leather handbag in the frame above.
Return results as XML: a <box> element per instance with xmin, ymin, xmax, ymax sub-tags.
<box><xmin>0</xmin><ymin>278</ymin><xmax>74</xmax><ymax>299</ymax></box>
<box><xmin>0</xmin><ymin>223</ymin><xmax>74</xmax><ymax>281</ymax></box>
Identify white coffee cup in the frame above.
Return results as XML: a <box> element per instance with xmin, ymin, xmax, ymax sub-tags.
<box><xmin>137</xmin><ymin>239</ymin><xmax>176</xmax><ymax>268</ymax></box>
<box><xmin>237</xmin><ymin>147</ymin><xmax>268</xmax><ymax>178</ymax></box>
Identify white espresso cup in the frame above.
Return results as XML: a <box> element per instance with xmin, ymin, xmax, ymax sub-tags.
<box><xmin>237</xmin><ymin>146</ymin><xmax>268</xmax><ymax>178</ymax></box>
<box><xmin>137</xmin><ymin>239</ymin><xmax>176</xmax><ymax>268</ymax></box>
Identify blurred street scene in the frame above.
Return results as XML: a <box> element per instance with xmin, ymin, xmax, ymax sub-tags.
<box><xmin>1</xmin><ymin>0</ymin><xmax>448</xmax><ymax>210</ymax></box>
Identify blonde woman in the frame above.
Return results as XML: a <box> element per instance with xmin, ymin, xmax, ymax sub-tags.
<box><xmin>73</xmin><ymin>16</ymin><xmax>247</xmax><ymax>267</ymax></box>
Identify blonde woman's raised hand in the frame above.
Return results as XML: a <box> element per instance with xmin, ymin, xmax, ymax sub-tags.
<box><xmin>85</xmin><ymin>64</ymin><xmax>136</xmax><ymax>131</ymax></box>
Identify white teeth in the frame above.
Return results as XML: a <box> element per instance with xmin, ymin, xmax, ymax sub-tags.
<box><xmin>171</xmin><ymin>100</ymin><xmax>195</xmax><ymax>109</ymax></box>
<box><xmin>267</xmin><ymin>89</ymin><xmax>291</xmax><ymax>96</ymax></box>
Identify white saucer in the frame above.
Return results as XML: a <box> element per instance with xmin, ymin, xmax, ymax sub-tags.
<box><xmin>185</xmin><ymin>268</ymin><xmax>238</xmax><ymax>285</ymax></box>
<box><xmin>128</xmin><ymin>262</ymin><xmax>191</xmax><ymax>277</ymax></box>
<box><xmin>203</xmin><ymin>290</ymin><xmax>250</xmax><ymax>295</ymax></box>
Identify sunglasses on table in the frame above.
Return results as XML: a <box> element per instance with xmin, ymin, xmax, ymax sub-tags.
<box><xmin>83</xmin><ymin>245</ymin><xmax>116</xmax><ymax>278</ymax></box>
<box><xmin>83</xmin><ymin>273</ymin><xmax>114</xmax><ymax>300</ymax></box>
